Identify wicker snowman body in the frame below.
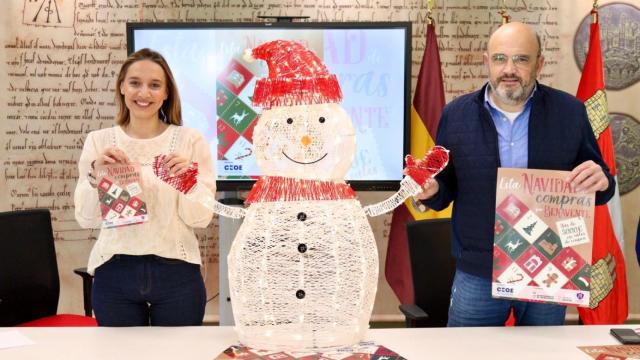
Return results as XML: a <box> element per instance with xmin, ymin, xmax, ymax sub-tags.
<box><xmin>228</xmin><ymin>41</ymin><xmax>378</xmax><ymax>351</ymax></box>
<box><xmin>228</xmin><ymin>199</ymin><xmax>378</xmax><ymax>350</ymax></box>
<box><xmin>153</xmin><ymin>39</ymin><xmax>446</xmax><ymax>352</ymax></box>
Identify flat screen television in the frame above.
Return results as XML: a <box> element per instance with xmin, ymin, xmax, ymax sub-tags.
<box><xmin>127</xmin><ymin>22</ymin><xmax>411</xmax><ymax>191</ymax></box>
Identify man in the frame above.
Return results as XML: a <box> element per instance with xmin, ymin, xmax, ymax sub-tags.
<box><xmin>414</xmin><ymin>22</ymin><xmax>615</xmax><ymax>326</ymax></box>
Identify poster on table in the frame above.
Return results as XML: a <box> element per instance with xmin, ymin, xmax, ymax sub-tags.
<box><xmin>214</xmin><ymin>341</ymin><xmax>407</xmax><ymax>360</ymax></box>
<box><xmin>492</xmin><ymin>168</ymin><xmax>594</xmax><ymax>306</ymax></box>
<box><xmin>578</xmin><ymin>343</ymin><xmax>640</xmax><ymax>359</ymax></box>
<box><xmin>95</xmin><ymin>163</ymin><xmax>148</xmax><ymax>228</ymax></box>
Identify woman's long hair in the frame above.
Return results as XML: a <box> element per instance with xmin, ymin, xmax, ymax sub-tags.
<box><xmin>114</xmin><ymin>48</ymin><xmax>182</xmax><ymax>126</ymax></box>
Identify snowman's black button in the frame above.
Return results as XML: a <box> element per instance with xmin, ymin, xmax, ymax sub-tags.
<box><xmin>296</xmin><ymin>290</ymin><xmax>305</xmax><ymax>299</ymax></box>
<box><xmin>297</xmin><ymin>212</ymin><xmax>307</xmax><ymax>221</ymax></box>
<box><xmin>298</xmin><ymin>243</ymin><xmax>307</xmax><ymax>253</ymax></box>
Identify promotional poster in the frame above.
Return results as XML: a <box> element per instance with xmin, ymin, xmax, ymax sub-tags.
<box><xmin>214</xmin><ymin>342</ymin><xmax>406</xmax><ymax>360</ymax></box>
<box><xmin>492</xmin><ymin>168</ymin><xmax>595</xmax><ymax>306</ymax></box>
<box><xmin>95</xmin><ymin>163</ymin><xmax>148</xmax><ymax>228</ymax></box>
<box><xmin>579</xmin><ymin>343</ymin><xmax>640</xmax><ymax>359</ymax></box>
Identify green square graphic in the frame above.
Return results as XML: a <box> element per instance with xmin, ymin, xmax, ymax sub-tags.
<box><xmin>496</xmin><ymin>229</ymin><xmax>528</xmax><ymax>260</ymax></box>
<box><xmin>494</xmin><ymin>214</ymin><xmax>512</xmax><ymax>244</ymax></box>
<box><xmin>533</xmin><ymin>228</ymin><xmax>563</xmax><ymax>260</ymax></box>
<box><xmin>118</xmin><ymin>190</ymin><xmax>131</xmax><ymax>203</ymax></box>
<box><xmin>571</xmin><ymin>264</ymin><xmax>591</xmax><ymax>291</ymax></box>
<box><xmin>220</xmin><ymin>98</ymin><xmax>257</xmax><ymax>134</ymax></box>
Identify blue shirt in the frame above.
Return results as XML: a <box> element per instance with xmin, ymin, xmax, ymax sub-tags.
<box><xmin>483</xmin><ymin>85</ymin><xmax>535</xmax><ymax>168</ymax></box>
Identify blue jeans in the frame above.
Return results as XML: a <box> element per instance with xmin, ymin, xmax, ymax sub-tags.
<box><xmin>92</xmin><ymin>254</ymin><xmax>206</xmax><ymax>326</ymax></box>
<box><xmin>448</xmin><ymin>269</ymin><xmax>566</xmax><ymax>327</ymax></box>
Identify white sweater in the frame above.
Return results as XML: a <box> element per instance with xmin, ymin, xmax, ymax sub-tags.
<box><xmin>74</xmin><ymin>125</ymin><xmax>215</xmax><ymax>274</ymax></box>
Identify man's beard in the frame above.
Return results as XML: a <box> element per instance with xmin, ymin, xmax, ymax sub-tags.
<box><xmin>489</xmin><ymin>75</ymin><xmax>534</xmax><ymax>105</ymax></box>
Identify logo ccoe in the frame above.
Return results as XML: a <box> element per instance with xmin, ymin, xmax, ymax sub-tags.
<box><xmin>496</xmin><ymin>286</ymin><xmax>514</xmax><ymax>294</ymax></box>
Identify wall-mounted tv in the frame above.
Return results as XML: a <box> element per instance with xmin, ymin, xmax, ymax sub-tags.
<box><xmin>127</xmin><ymin>22</ymin><xmax>411</xmax><ymax>191</ymax></box>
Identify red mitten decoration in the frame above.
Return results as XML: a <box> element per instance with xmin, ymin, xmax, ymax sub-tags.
<box><xmin>404</xmin><ymin>145</ymin><xmax>450</xmax><ymax>186</ymax></box>
<box><xmin>153</xmin><ymin>155</ymin><xmax>199</xmax><ymax>194</ymax></box>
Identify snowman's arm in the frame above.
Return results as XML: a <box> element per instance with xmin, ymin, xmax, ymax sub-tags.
<box><xmin>185</xmin><ymin>185</ymin><xmax>247</xmax><ymax>219</ymax></box>
<box><xmin>211</xmin><ymin>200</ymin><xmax>247</xmax><ymax>219</ymax></box>
<box><xmin>363</xmin><ymin>177</ymin><xmax>422</xmax><ymax>217</ymax></box>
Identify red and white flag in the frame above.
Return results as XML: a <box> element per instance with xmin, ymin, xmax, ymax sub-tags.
<box><xmin>575</xmin><ymin>8</ymin><xmax>628</xmax><ymax>324</ymax></box>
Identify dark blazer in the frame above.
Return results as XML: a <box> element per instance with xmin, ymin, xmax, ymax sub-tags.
<box><xmin>424</xmin><ymin>82</ymin><xmax>615</xmax><ymax>278</ymax></box>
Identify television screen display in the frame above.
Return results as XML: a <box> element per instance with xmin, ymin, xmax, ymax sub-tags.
<box><xmin>127</xmin><ymin>22</ymin><xmax>410</xmax><ymax>191</ymax></box>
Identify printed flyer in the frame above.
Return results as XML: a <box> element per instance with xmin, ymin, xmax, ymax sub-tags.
<box><xmin>213</xmin><ymin>341</ymin><xmax>406</xmax><ymax>360</ymax></box>
<box><xmin>492</xmin><ymin>168</ymin><xmax>595</xmax><ymax>306</ymax></box>
<box><xmin>578</xmin><ymin>343</ymin><xmax>640</xmax><ymax>359</ymax></box>
<box><xmin>95</xmin><ymin>163</ymin><xmax>148</xmax><ymax>228</ymax></box>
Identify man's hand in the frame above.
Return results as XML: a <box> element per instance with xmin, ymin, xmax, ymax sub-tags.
<box><xmin>566</xmin><ymin>160</ymin><xmax>609</xmax><ymax>193</ymax></box>
<box><xmin>409</xmin><ymin>176</ymin><xmax>439</xmax><ymax>201</ymax></box>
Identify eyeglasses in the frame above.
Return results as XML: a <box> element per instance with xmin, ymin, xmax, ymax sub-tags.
<box><xmin>490</xmin><ymin>53</ymin><xmax>533</xmax><ymax>69</ymax></box>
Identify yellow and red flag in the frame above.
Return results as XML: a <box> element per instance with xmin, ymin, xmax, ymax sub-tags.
<box><xmin>385</xmin><ymin>22</ymin><xmax>452</xmax><ymax>304</ymax></box>
<box><xmin>575</xmin><ymin>8</ymin><xmax>628</xmax><ymax>324</ymax></box>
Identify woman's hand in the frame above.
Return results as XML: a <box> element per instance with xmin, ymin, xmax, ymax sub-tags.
<box><xmin>162</xmin><ymin>153</ymin><xmax>192</xmax><ymax>176</ymax></box>
<box><xmin>93</xmin><ymin>147</ymin><xmax>130</xmax><ymax>169</ymax></box>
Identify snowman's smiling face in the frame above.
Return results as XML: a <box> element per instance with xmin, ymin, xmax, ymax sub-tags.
<box><xmin>254</xmin><ymin>103</ymin><xmax>356</xmax><ymax>181</ymax></box>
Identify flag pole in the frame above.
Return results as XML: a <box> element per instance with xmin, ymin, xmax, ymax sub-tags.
<box><xmin>498</xmin><ymin>0</ymin><xmax>511</xmax><ymax>24</ymax></box>
<box><xmin>592</xmin><ymin>0</ymin><xmax>599</xmax><ymax>24</ymax></box>
<box><xmin>426</xmin><ymin>0</ymin><xmax>434</xmax><ymax>25</ymax></box>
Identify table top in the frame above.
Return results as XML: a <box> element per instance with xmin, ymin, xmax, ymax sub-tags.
<box><xmin>0</xmin><ymin>324</ymin><xmax>635</xmax><ymax>359</ymax></box>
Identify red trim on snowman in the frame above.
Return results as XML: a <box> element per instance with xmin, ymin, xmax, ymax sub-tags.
<box><xmin>245</xmin><ymin>176</ymin><xmax>356</xmax><ymax>204</ymax></box>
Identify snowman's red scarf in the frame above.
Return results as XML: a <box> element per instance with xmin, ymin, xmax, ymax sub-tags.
<box><xmin>245</xmin><ymin>176</ymin><xmax>356</xmax><ymax>203</ymax></box>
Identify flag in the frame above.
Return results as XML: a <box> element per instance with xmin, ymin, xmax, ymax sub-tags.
<box><xmin>575</xmin><ymin>9</ymin><xmax>628</xmax><ymax>324</ymax></box>
<box><xmin>385</xmin><ymin>22</ymin><xmax>452</xmax><ymax>304</ymax></box>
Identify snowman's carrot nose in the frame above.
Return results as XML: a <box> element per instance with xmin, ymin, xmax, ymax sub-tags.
<box><xmin>301</xmin><ymin>135</ymin><xmax>312</xmax><ymax>146</ymax></box>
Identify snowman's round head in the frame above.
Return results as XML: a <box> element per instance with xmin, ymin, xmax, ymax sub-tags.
<box><xmin>245</xmin><ymin>40</ymin><xmax>354</xmax><ymax>181</ymax></box>
<box><xmin>254</xmin><ymin>103</ymin><xmax>355</xmax><ymax>181</ymax></box>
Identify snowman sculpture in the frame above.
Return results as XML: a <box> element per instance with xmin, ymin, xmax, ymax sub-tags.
<box><xmin>158</xmin><ymin>40</ymin><xmax>448</xmax><ymax>352</ymax></box>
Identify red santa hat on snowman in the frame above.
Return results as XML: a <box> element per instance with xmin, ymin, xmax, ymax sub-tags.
<box><xmin>243</xmin><ymin>40</ymin><xmax>343</xmax><ymax>109</ymax></box>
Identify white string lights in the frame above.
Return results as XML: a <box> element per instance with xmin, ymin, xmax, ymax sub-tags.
<box><xmin>157</xmin><ymin>40</ymin><xmax>448</xmax><ymax>352</ymax></box>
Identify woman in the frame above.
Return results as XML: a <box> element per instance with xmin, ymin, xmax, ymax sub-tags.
<box><xmin>74</xmin><ymin>48</ymin><xmax>215</xmax><ymax>326</ymax></box>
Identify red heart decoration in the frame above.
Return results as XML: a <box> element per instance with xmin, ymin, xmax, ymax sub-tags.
<box><xmin>153</xmin><ymin>155</ymin><xmax>199</xmax><ymax>194</ymax></box>
<box><xmin>404</xmin><ymin>145</ymin><xmax>449</xmax><ymax>186</ymax></box>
